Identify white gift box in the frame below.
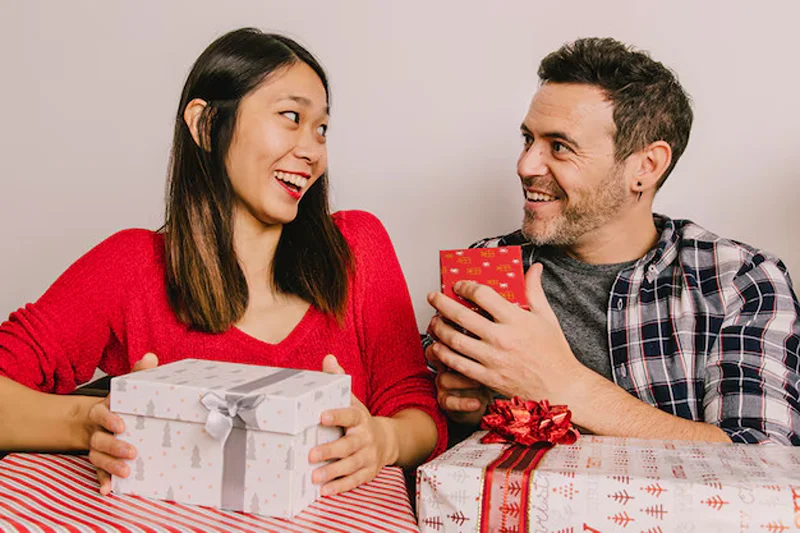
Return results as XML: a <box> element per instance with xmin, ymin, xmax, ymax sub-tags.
<box><xmin>418</xmin><ymin>431</ymin><xmax>800</xmax><ymax>533</ymax></box>
<box><xmin>110</xmin><ymin>359</ymin><xmax>350</xmax><ymax>518</ymax></box>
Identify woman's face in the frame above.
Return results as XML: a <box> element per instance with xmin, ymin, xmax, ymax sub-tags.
<box><xmin>225</xmin><ymin>61</ymin><xmax>329</xmax><ymax>228</ymax></box>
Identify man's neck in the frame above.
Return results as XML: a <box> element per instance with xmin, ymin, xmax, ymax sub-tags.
<box><xmin>561</xmin><ymin>208</ymin><xmax>659</xmax><ymax>265</ymax></box>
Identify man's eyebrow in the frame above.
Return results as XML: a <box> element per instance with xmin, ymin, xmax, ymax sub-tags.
<box><xmin>520</xmin><ymin>124</ymin><xmax>581</xmax><ymax>150</ymax></box>
<box><xmin>279</xmin><ymin>95</ymin><xmax>330</xmax><ymax>115</ymax></box>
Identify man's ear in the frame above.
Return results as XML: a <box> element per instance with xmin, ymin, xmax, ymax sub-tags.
<box><xmin>631</xmin><ymin>140</ymin><xmax>672</xmax><ymax>194</ymax></box>
<box><xmin>183</xmin><ymin>98</ymin><xmax>209</xmax><ymax>150</ymax></box>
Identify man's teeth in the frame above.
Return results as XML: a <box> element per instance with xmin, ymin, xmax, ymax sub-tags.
<box><xmin>275</xmin><ymin>171</ymin><xmax>309</xmax><ymax>189</ymax></box>
<box><xmin>526</xmin><ymin>191</ymin><xmax>557</xmax><ymax>202</ymax></box>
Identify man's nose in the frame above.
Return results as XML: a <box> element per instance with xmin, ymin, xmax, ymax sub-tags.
<box><xmin>517</xmin><ymin>144</ymin><xmax>548</xmax><ymax>178</ymax></box>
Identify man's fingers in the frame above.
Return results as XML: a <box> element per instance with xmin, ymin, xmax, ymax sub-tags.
<box><xmin>132</xmin><ymin>352</ymin><xmax>159</xmax><ymax>372</ymax></box>
<box><xmin>427</xmin><ymin>292</ymin><xmax>494</xmax><ymax>339</ymax></box>
<box><xmin>88</xmin><ymin>400</ymin><xmax>125</xmax><ymax>434</ymax></box>
<box><xmin>441</xmin><ymin>394</ymin><xmax>483</xmax><ymax>413</ymax></box>
<box><xmin>89</xmin><ymin>449</ymin><xmax>130</xmax><ymax>478</ymax></box>
<box><xmin>453</xmin><ymin>281</ymin><xmax>520</xmax><ymax>324</ymax></box>
<box><xmin>429</xmin><ymin>317</ymin><xmax>488</xmax><ymax>363</ymax></box>
<box><xmin>96</xmin><ymin>468</ymin><xmax>112</xmax><ymax>496</ymax></box>
<box><xmin>433</xmin><ymin>342</ymin><xmax>493</xmax><ymax>389</ymax></box>
<box><xmin>437</xmin><ymin>370</ymin><xmax>482</xmax><ymax>391</ymax></box>
<box><xmin>424</xmin><ymin>344</ymin><xmax>446</xmax><ymax>373</ymax></box>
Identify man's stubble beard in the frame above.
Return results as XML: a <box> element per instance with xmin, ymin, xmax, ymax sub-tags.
<box><xmin>521</xmin><ymin>165</ymin><xmax>629</xmax><ymax>247</ymax></box>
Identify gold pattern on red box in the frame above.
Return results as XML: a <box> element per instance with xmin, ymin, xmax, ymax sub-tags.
<box><xmin>440</xmin><ymin>246</ymin><xmax>527</xmax><ymax>311</ymax></box>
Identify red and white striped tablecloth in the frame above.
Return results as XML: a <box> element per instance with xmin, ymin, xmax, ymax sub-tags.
<box><xmin>0</xmin><ymin>454</ymin><xmax>421</xmax><ymax>533</ymax></box>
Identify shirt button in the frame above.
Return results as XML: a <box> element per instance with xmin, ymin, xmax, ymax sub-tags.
<box><xmin>619</xmin><ymin>366</ymin><xmax>627</xmax><ymax>378</ymax></box>
<box><xmin>648</xmin><ymin>265</ymin><xmax>657</xmax><ymax>274</ymax></box>
<box><xmin>616</xmin><ymin>298</ymin><xmax>624</xmax><ymax>310</ymax></box>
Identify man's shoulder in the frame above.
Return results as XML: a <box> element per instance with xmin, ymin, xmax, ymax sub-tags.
<box><xmin>665</xmin><ymin>216</ymin><xmax>791</xmax><ymax>284</ymax></box>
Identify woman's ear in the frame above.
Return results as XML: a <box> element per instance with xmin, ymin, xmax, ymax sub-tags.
<box><xmin>183</xmin><ymin>98</ymin><xmax>209</xmax><ymax>149</ymax></box>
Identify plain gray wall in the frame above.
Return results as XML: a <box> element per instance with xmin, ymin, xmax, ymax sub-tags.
<box><xmin>2</xmin><ymin>0</ymin><xmax>799</xmax><ymax>331</ymax></box>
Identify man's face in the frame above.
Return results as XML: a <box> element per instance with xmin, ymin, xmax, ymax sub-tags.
<box><xmin>518</xmin><ymin>82</ymin><xmax>631</xmax><ymax>247</ymax></box>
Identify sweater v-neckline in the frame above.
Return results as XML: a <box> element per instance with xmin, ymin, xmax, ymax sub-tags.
<box><xmin>228</xmin><ymin>304</ymin><xmax>323</xmax><ymax>353</ymax></box>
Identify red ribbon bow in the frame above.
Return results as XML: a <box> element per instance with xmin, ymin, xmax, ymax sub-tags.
<box><xmin>480</xmin><ymin>397</ymin><xmax>579</xmax><ymax>446</ymax></box>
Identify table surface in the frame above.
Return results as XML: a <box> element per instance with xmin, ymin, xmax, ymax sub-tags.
<box><xmin>0</xmin><ymin>453</ymin><xmax>421</xmax><ymax>533</ymax></box>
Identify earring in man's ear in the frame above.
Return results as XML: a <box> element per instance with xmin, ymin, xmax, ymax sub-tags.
<box><xmin>636</xmin><ymin>182</ymin><xmax>643</xmax><ymax>202</ymax></box>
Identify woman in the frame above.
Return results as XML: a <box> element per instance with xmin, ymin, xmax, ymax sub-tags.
<box><xmin>0</xmin><ymin>28</ymin><xmax>445</xmax><ymax>497</ymax></box>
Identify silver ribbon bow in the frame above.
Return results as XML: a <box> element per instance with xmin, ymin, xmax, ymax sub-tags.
<box><xmin>200</xmin><ymin>392</ymin><xmax>265</xmax><ymax>443</ymax></box>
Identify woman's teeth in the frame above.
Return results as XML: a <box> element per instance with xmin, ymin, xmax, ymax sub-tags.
<box><xmin>526</xmin><ymin>191</ymin><xmax>557</xmax><ymax>202</ymax></box>
<box><xmin>275</xmin><ymin>171</ymin><xmax>308</xmax><ymax>190</ymax></box>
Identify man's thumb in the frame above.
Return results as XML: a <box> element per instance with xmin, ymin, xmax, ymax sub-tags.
<box><xmin>322</xmin><ymin>354</ymin><xmax>345</xmax><ymax>375</ymax></box>
<box><xmin>524</xmin><ymin>263</ymin><xmax>548</xmax><ymax>311</ymax></box>
<box><xmin>132</xmin><ymin>352</ymin><xmax>159</xmax><ymax>373</ymax></box>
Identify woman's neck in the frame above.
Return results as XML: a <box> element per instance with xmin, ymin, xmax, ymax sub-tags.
<box><xmin>232</xmin><ymin>207</ymin><xmax>283</xmax><ymax>293</ymax></box>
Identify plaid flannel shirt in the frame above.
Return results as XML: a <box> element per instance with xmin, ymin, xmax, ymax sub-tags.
<box><xmin>429</xmin><ymin>215</ymin><xmax>800</xmax><ymax>445</ymax></box>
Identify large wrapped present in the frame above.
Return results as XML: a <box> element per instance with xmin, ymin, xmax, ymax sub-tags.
<box><xmin>440</xmin><ymin>246</ymin><xmax>527</xmax><ymax>311</ymax></box>
<box><xmin>418</xmin><ymin>431</ymin><xmax>800</xmax><ymax>532</ymax></box>
<box><xmin>110</xmin><ymin>359</ymin><xmax>350</xmax><ymax>518</ymax></box>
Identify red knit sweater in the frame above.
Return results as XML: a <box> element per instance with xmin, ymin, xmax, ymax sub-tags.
<box><xmin>0</xmin><ymin>210</ymin><xmax>446</xmax><ymax>457</ymax></box>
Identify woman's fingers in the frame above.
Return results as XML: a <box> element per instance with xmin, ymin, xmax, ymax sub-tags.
<box><xmin>312</xmin><ymin>451</ymin><xmax>363</xmax><ymax>486</ymax></box>
<box><xmin>90</xmin><ymin>431</ymin><xmax>136</xmax><ymax>460</ymax></box>
<box><xmin>320</xmin><ymin>467</ymin><xmax>375</xmax><ymax>496</ymax></box>
<box><xmin>89</xmin><ymin>448</ymin><xmax>130</xmax><ymax>478</ymax></box>
<box><xmin>96</xmin><ymin>468</ymin><xmax>112</xmax><ymax>496</ymax></box>
<box><xmin>88</xmin><ymin>399</ymin><xmax>125</xmax><ymax>434</ymax></box>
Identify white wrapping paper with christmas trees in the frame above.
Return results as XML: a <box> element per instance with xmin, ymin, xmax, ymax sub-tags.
<box><xmin>110</xmin><ymin>359</ymin><xmax>350</xmax><ymax>518</ymax></box>
<box><xmin>417</xmin><ymin>431</ymin><xmax>800</xmax><ymax>533</ymax></box>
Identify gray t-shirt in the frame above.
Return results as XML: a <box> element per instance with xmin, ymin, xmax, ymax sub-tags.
<box><xmin>537</xmin><ymin>247</ymin><xmax>636</xmax><ymax>382</ymax></box>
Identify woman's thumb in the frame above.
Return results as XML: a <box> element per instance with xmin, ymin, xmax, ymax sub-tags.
<box><xmin>322</xmin><ymin>354</ymin><xmax>345</xmax><ymax>375</ymax></box>
<box><xmin>132</xmin><ymin>352</ymin><xmax>159</xmax><ymax>373</ymax></box>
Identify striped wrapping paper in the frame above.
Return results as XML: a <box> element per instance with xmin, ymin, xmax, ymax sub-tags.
<box><xmin>0</xmin><ymin>454</ymin><xmax>420</xmax><ymax>533</ymax></box>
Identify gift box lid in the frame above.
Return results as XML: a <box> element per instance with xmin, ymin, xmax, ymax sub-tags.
<box><xmin>110</xmin><ymin>359</ymin><xmax>351</xmax><ymax>436</ymax></box>
<box><xmin>440</xmin><ymin>246</ymin><xmax>528</xmax><ymax>310</ymax></box>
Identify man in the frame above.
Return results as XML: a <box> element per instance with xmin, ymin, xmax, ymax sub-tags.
<box><xmin>425</xmin><ymin>37</ymin><xmax>800</xmax><ymax>445</ymax></box>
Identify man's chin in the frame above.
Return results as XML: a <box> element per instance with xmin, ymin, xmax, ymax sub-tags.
<box><xmin>522</xmin><ymin>216</ymin><xmax>557</xmax><ymax>246</ymax></box>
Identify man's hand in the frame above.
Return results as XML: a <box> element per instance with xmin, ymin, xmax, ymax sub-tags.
<box><xmin>435</xmin><ymin>370</ymin><xmax>492</xmax><ymax>426</ymax></box>
<box><xmin>427</xmin><ymin>263</ymin><xmax>586</xmax><ymax>405</ymax></box>
<box><xmin>87</xmin><ymin>352</ymin><xmax>158</xmax><ymax>495</ymax></box>
<box><xmin>310</xmin><ymin>355</ymin><xmax>399</xmax><ymax>496</ymax></box>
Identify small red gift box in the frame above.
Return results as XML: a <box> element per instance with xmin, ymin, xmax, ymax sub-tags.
<box><xmin>440</xmin><ymin>246</ymin><xmax>527</xmax><ymax>311</ymax></box>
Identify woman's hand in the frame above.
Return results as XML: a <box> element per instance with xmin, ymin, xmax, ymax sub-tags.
<box><xmin>309</xmin><ymin>355</ymin><xmax>399</xmax><ymax>496</ymax></box>
<box><xmin>87</xmin><ymin>352</ymin><xmax>158</xmax><ymax>495</ymax></box>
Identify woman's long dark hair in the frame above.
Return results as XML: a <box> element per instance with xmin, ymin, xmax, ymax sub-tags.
<box><xmin>164</xmin><ymin>28</ymin><xmax>352</xmax><ymax>332</ymax></box>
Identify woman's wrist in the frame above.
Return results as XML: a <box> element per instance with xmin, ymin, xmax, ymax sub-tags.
<box><xmin>375</xmin><ymin>416</ymin><xmax>401</xmax><ymax>467</ymax></box>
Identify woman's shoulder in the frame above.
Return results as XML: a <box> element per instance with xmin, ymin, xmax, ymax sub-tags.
<box><xmin>331</xmin><ymin>210</ymin><xmax>391</xmax><ymax>246</ymax></box>
<box><xmin>92</xmin><ymin>228</ymin><xmax>164</xmax><ymax>259</ymax></box>
<box><xmin>75</xmin><ymin>228</ymin><xmax>165</xmax><ymax>277</ymax></box>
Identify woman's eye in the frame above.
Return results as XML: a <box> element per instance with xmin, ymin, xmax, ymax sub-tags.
<box><xmin>317</xmin><ymin>124</ymin><xmax>328</xmax><ymax>137</ymax></box>
<box><xmin>281</xmin><ymin>111</ymin><xmax>300</xmax><ymax>123</ymax></box>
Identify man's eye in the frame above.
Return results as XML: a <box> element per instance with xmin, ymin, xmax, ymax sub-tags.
<box><xmin>552</xmin><ymin>141</ymin><xmax>570</xmax><ymax>153</ymax></box>
<box><xmin>521</xmin><ymin>133</ymin><xmax>533</xmax><ymax>146</ymax></box>
<box><xmin>281</xmin><ymin>111</ymin><xmax>300</xmax><ymax>123</ymax></box>
<box><xmin>317</xmin><ymin>124</ymin><xmax>328</xmax><ymax>137</ymax></box>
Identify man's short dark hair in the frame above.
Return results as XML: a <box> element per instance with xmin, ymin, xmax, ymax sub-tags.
<box><xmin>539</xmin><ymin>37</ymin><xmax>693</xmax><ymax>187</ymax></box>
